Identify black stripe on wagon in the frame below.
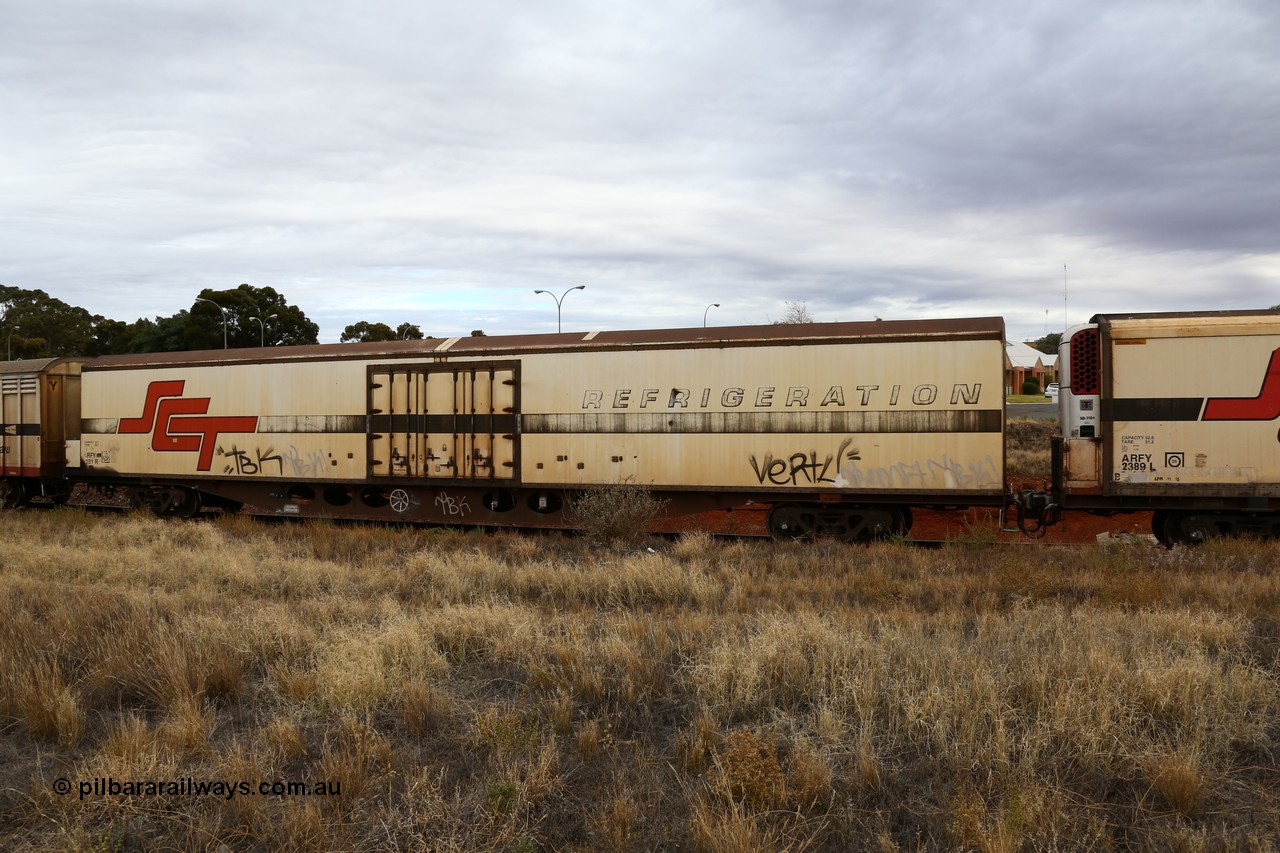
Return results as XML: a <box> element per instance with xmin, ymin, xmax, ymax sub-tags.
<box><xmin>369</xmin><ymin>414</ymin><xmax>518</xmax><ymax>435</ymax></box>
<box><xmin>1108</xmin><ymin>398</ymin><xmax>1204</xmax><ymax>422</ymax></box>
<box><xmin>82</xmin><ymin>415</ymin><xmax>367</xmax><ymax>435</ymax></box>
<box><xmin>1</xmin><ymin>423</ymin><xmax>41</xmax><ymax>437</ymax></box>
<box><xmin>522</xmin><ymin>409</ymin><xmax>1002</xmax><ymax>434</ymax></box>
<box><xmin>256</xmin><ymin>415</ymin><xmax>365</xmax><ymax>433</ymax></box>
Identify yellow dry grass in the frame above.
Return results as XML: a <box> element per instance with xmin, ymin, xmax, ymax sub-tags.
<box><xmin>0</xmin><ymin>507</ymin><xmax>1277</xmax><ymax>851</ymax></box>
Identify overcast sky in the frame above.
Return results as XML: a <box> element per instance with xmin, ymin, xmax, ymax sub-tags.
<box><xmin>2</xmin><ymin>0</ymin><xmax>1278</xmax><ymax>343</ymax></box>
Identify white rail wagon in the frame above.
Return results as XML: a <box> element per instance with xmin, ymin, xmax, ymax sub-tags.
<box><xmin>77</xmin><ymin>318</ymin><xmax>1007</xmax><ymax>539</ymax></box>
<box><xmin>1015</xmin><ymin>309</ymin><xmax>1280</xmax><ymax>544</ymax></box>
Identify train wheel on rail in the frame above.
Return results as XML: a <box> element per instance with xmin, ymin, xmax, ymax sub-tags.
<box><xmin>1152</xmin><ymin>510</ymin><xmax>1172</xmax><ymax>547</ymax></box>
<box><xmin>46</xmin><ymin>480</ymin><xmax>72</xmax><ymax>506</ymax></box>
<box><xmin>147</xmin><ymin>486</ymin><xmax>203</xmax><ymax>518</ymax></box>
<box><xmin>1159</xmin><ymin>511</ymin><xmax>1221</xmax><ymax>546</ymax></box>
<box><xmin>843</xmin><ymin>505</ymin><xmax>911</xmax><ymax>543</ymax></box>
<box><xmin>767</xmin><ymin>503</ymin><xmax>911</xmax><ymax>542</ymax></box>
<box><xmin>767</xmin><ymin>504</ymin><xmax>819</xmax><ymax>540</ymax></box>
<box><xmin>0</xmin><ymin>478</ymin><xmax>29</xmax><ymax>509</ymax></box>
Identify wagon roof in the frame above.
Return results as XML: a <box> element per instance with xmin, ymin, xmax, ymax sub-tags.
<box><xmin>1091</xmin><ymin>309</ymin><xmax>1280</xmax><ymax>338</ymax></box>
<box><xmin>83</xmin><ymin>316</ymin><xmax>1005</xmax><ymax>370</ymax></box>
<box><xmin>0</xmin><ymin>356</ymin><xmax>86</xmax><ymax>375</ymax></box>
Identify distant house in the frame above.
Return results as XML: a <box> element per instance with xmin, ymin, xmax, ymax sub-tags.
<box><xmin>1005</xmin><ymin>340</ymin><xmax>1058</xmax><ymax>394</ymax></box>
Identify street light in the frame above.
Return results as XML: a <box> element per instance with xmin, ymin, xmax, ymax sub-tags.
<box><xmin>194</xmin><ymin>297</ymin><xmax>228</xmax><ymax>349</ymax></box>
<box><xmin>6</xmin><ymin>326</ymin><xmax>18</xmax><ymax>361</ymax></box>
<box><xmin>251</xmin><ymin>314</ymin><xmax>278</xmax><ymax>347</ymax></box>
<box><xmin>532</xmin><ymin>285</ymin><xmax>586</xmax><ymax>333</ymax></box>
<box><xmin>703</xmin><ymin>303</ymin><xmax>720</xmax><ymax>327</ymax></box>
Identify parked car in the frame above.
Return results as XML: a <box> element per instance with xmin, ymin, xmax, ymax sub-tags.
<box><xmin>1044</xmin><ymin>382</ymin><xmax>1060</xmax><ymax>400</ymax></box>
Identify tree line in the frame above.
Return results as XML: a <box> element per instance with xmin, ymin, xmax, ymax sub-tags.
<box><xmin>0</xmin><ymin>283</ymin><xmax>467</xmax><ymax>358</ymax></box>
<box><xmin>7</xmin><ymin>285</ymin><xmax>1143</xmax><ymax>360</ymax></box>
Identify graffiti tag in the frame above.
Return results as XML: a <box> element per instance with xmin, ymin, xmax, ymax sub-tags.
<box><xmin>218</xmin><ymin>444</ymin><xmax>285</xmax><ymax>476</ymax></box>
<box><xmin>434</xmin><ymin>492</ymin><xmax>470</xmax><ymax>517</ymax></box>
<box><xmin>831</xmin><ymin>454</ymin><xmax>1000</xmax><ymax>490</ymax></box>
<box><xmin>748</xmin><ymin>438</ymin><xmax>860</xmax><ymax>486</ymax></box>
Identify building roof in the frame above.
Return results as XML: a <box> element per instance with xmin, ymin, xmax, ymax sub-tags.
<box><xmin>1005</xmin><ymin>340</ymin><xmax>1046</xmax><ymax>370</ymax></box>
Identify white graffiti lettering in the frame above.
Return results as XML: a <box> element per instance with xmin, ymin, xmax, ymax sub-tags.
<box><xmin>832</xmin><ymin>454</ymin><xmax>1000</xmax><ymax>490</ymax></box>
<box><xmin>434</xmin><ymin>492</ymin><xmax>470</xmax><ymax>517</ymax></box>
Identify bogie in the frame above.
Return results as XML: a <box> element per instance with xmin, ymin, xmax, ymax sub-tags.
<box><xmin>0</xmin><ymin>478</ymin><xmax>29</xmax><ymax>509</ymax></box>
<box><xmin>767</xmin><ymin>503</ymin><xmax>910</xmax><ymax>542</ymax></box>
<box><xmin>1154</xmin><ymin>509</ymin><xmax>1280</xmax><ymax>547</ymax></box>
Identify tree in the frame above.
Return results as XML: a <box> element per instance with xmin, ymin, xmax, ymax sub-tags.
<box><xmin>773</xmin><ymin>301</ymin><xmax>815</xmax><ymax>324</ymax></box>
<box><xmin>470</xmin><ymin>329</ymin><xmax>486</xmax><ymax>337</ymax></box>
<box><xmin>1031</xmin><ymin>332</ymin><xmax>1062</xmax><ymax>355</ymax></box>
<box><xmin>342</xmin><ymin>321</ymin><xmax>433</xmax><ymax>342</ymax></box>
<box><xmin>341</xmin><ymin>321</ymin><xmax>398</xmax><ymax>343</ymax></box>
<box><xmin>126</xmin><ymin>313</ymin><xmax>197</xmax><ymax>353</ymax></box>
<box><xmin>187</xmin><ymin>284</ymin><xmax>318</xmax><ymax>349</ymax></box>
<box><xmin>84</xmin><ymin>318</ymin><xmax>137</xmax><ymax>356</ymax></box>
<box><xmin>1</xmin><ymin>285</ymin><xmax>98</xmax><ymax>357</ymax></box>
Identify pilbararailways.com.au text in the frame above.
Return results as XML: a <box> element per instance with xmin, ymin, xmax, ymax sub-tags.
<box><xmin>54</xmin><ymin>777</ymin><xmax>342</xmax><ymax>801</ymax></box>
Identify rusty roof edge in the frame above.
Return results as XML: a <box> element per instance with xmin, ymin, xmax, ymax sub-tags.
<box><xmin>0</xmin><ymin>356</ymin><xmax>88</xmax><ymax>374</ymax></box>
<box><xmin>1092</xmin><ymin>308</ymin><xmax>1280</xmax><ymax>324</ymax></box>
<box><xmin>83</xmin><ymin>317</ymin><xmax>1006</xmax><ymax>370</ymax></box>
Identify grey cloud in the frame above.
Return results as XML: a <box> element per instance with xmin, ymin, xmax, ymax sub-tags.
<box><xmin>1</xmin><ymin>0</ymin><xmax>1277</xmax><ymax>339</ymax></box>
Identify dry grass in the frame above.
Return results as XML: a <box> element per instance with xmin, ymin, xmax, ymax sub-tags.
<box><xmin>1</xmin><ymin>508</ymin><xmax>1277</xmax><ymax>851</ymax></box>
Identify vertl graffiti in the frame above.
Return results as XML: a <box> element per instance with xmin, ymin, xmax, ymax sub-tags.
<box><xmin>748</xmin><ymin>438</ymin><xmax>860</xmax><ymax>486</ymax></box>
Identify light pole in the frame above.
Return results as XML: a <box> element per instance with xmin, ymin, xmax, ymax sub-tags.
<box><xmin>703</xmin><ymin>303</ymin><xmax>720</xmax><ymax>327</ymax></box>
<box><xmin>195</xmin><ymin>297</ymin><xmax>228</xmax><ymax>349</ymax></box>
<box><xmin>6</xmin><ymin>326</ymin><xmax>18</xmax><ymax>361</ymax></box>
<box><xmin>532</xmin><ymin>285</ymin><xmax>585</xmax><ymax>333</ymax></box>
<box><xmin>251</xmin><ymin>313</ymin><xmax>277</xmax><ymax>347</ymax></box>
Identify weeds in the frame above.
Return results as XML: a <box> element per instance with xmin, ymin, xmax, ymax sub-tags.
<box><xmin>567</xmin><ymin>480</ymin><xmax>667</xmax><ymax>547</ymax></box>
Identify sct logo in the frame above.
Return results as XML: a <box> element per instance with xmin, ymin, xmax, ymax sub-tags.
<box><xmin>119</xmin><ymin>381</ymin><xmax>258</xmax><ymax>471</ymax></box>
<box><xmin>1203</xmin><ymin>347</ymin><xmax>1280</xmax><ymax>421</ymax></box>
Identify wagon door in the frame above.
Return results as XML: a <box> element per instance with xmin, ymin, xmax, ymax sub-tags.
<box><xmin>368</xmin><ymin>362</ymin><xmax>519</xmax><ymax>482</ymax></box>
<box><xmin>1</xmin><ymin>373</ymin><xmax>39</xmax><ymax>477</ymax></box>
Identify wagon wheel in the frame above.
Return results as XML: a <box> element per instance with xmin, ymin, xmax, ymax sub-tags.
<box><xmin>1151</xmin><ymin>510</ymin><xmax>1173</xmax><ymax>547</ymax></box>
<box><xmin>149</xmin><ymin>486</ymin><xmax>202</xmax><ymax>518</ymax></box>
<box><xmin>766</xmin><ymin>504</ymin><xmax>819</xmax><ymax>541</ymax></box>
<box><xmin>0</xmin><ymin>478</ymin><xmax>29</xmax><ymax>509</ymax></box>
<box><xmin>175</xmin><ymin>488</ymin><xmax>203</xmax><ymax>518</ymax></box>
<box><xmin>843</xmin><ymin>506</ymin><xmax>907</xmax><ymax>543</ymax></box>
<box><xmin>1161</xmin><ymin>511</ymin><xmax>1219</xmax><ymax>546</ymax></box>
<box><xmin>46</xmin><ymin>481</ymin><xmax>73</xmax><ymax>506</ymax></box>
